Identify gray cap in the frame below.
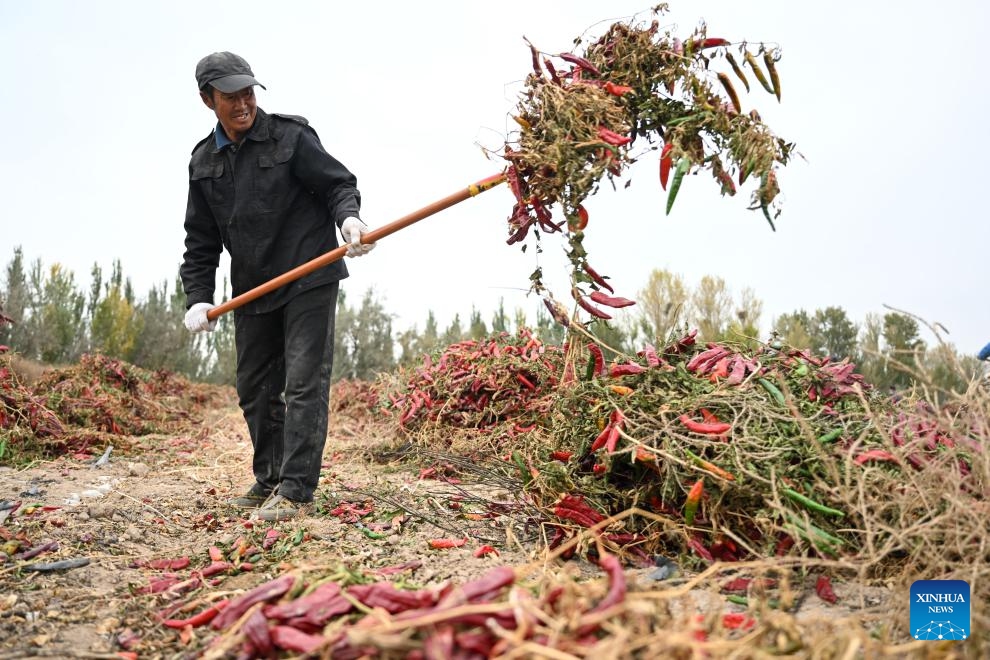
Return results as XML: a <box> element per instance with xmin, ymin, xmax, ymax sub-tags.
<box><xmin>195</xmin><ymin>51</ymin><xmax>266</xmax><ymax>93</ymax></box>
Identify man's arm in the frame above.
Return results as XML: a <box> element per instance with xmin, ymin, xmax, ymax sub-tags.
<box><xmin>179</xmin><ymin>180</ymin><xmax>223</xmax><ymax>307</ymax></box>
<box><xmin>291</xmin><ymin>125</ymin><xmax>361</xmax><ymax>226</ymax></box>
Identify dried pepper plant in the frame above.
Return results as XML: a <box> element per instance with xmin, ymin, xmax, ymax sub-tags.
<box><xmin>501</xmin><ymin>4</ymin><xmax>796</xmax><ymax>321</ymax></box>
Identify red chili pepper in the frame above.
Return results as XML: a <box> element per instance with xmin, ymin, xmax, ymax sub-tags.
<box><xmin>583</xmin><ymin>262</ymin><xmax>614</xmax><ymax>293</ymax></box>
<box><xmin>679</xmin><ymin>414</ymin><xmax>732</xmax><ymax>435</ymax></box>
<box><xmin>597</xmin><ymin>126</ymin><xmax>632</xmax><ymax>147</ymax></box>
<box><xmin>542</xmin><ymin>58</ymin><xmax>561</xmax><ymax>85</ymax></box>
<box><xmin>609</xmin><ymin>362</ymin><xmax>646</xmax><ymax>377</ymax></box>
<box><xmin>590</xmin><ymin>425</ymin><xmax>612</xmax><ymax>452</ymax></box>
<box><xmin>686</xmin><ymin>37</ymin><xmax>730</xmax><ymax>50</ymax></box>
<box><xmin>604</xmin><ymin>424</ymin><xmax>621</xmax><ymax>453</ymax></box>
<box><xmin>815</xmin><ymin>575</ymin><xmax>838</xmax><ymax>603</ymax></box>
<box><xmin>722</xmin><ymin>613</ymin><xmax>756</xmax><ymax>630</ymax></box>
<box><xmin>516</xmin><ymin>372</ymin><xmax>536</xmax><ymax>391</ymax></box>
<box><xmin>687</xmin><ymin>536</ymin><xmax>714</xmax><ymax>562</ymax></box>
<box><xmin>550</xmin><ymin>451</ymin><xmax>573</xmax><ymax>462</ymax></box>
<box><xmin>587</xmin><ymin>342</ymin><xmax>605</xmax><ymax>377</ymax></box>
<box><xmin>589</xmin><ymin>291</ymin><xmax>636</xmax><ymax>308</ymax></box>
<box><xmin>853</xmin><ymin>449</ymin><xmax>899</xmax><ymax>466</ymax></box>
<box><xmin>211</xmin><ymin>574</ymin><xmax>297</xmax><ymax>631</ymax></box>
<box><xmin>207</xmin><ymin>546</ymin><xmax>223</xmax><ymax>562</ymax></box>
<box><xmin>201</xmin><ymin>561</ymin><xmax>232</xmax><ymax>577</ymax></box>
<box><xmin>162</xmin><ymin>599</ymin><xmax>230</xmax><ymax>629</ymax></box>
<box><xmin>473</xmin><ymin>545</ymin><xmax>499</xmax><ymax>558</ymax></box>
<box><xmin>603</xmin><ymin>81</ymin><xmax>633</xmax><ymax>96</ymax></box>
<box><xmin>639</xmin><ymin>344</ymin><xmax>661</xmax><ymax>367</ymax></box>
<box><xmin>683</xmin><ymin>478</ymin><xmax>704</xmax><ymax>526</ymax></box>
<box><xmin>269</xmin><ymin>626</ymin><xmax>325</xmax><ymax>654</ymax></box>
<box><xmin>659</xmin><ymin>144</ymin><xmax>673</xmax><ymax>190</ymax></box>
<box><xmin>558</xmin><ymin>52</ymin><xmax>601</xmax><ymax>76</ymax></box>
<box><xmin>428</xmin><ymin>538</ymin><xmax>468</xmax><ymax>550</ymax></box>
<box><xmin>146</xmin><ymin>557</ymin><xmax>190</xmax><ymax>571</ymax></box>
<box><xmin>717</xmin><ymin>170</ymin><xmax>737</xmax><ymax>196</ymax></box>
<box><xmin>577</xmin><ymin>296</ymin><xmax>612</xmax><ymax>320</ymax></box>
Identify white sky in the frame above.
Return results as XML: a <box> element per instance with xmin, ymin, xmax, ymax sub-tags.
<box><xmin>2</xmin><ymin>1</ymin><xmax>989</xmax><ymax>354</ymax></box>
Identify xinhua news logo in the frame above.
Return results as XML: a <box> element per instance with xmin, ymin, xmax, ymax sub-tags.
<box><xmin>910</xmin><ymin>580</ymin><xmax>970</xmax><ymax>641</ymax></box>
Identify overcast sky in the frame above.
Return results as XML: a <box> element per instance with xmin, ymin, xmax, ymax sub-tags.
<box><xmin>2</xmin><ymin>1</ymin><xmax>989</xmax><ymax>355</ymax></box>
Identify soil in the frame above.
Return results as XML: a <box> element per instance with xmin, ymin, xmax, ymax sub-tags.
<box><xmin>0</xmin><ymin>389</ymin><xmax>896</xmax><ymax>659</ymax></box>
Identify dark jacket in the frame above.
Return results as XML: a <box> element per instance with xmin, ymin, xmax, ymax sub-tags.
<box><xmin>180</xmin><ymin>108</ymin><xmax>360</xmax><ymax>314</ymax></box>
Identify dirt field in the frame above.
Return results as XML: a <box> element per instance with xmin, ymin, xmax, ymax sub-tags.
<box><xmin>0</xmin><ymin>384</ymin><xmax>979</xmax><ymax>659</ymax></box>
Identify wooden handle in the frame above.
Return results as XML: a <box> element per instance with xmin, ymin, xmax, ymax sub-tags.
<box><xmin>206</xmin><ymin>172</ymin><xmax>506</xmax><ymax>321</ymax></box>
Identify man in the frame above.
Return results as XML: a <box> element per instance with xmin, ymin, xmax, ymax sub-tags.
<box><xmin>180</xmin><ymin>51</ymin><xmax>375</xmax><ymax>521</ymax></box>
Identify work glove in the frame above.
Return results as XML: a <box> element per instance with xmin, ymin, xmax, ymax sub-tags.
<box><xmin>184</xmin><ymin>302</ymin><xmax>217</xmax><ymax>333</ymax></box>
<box><xmin>340</xmin><ymin>217</ymin><xmax>376</xmax><ymax>257</ymax></box>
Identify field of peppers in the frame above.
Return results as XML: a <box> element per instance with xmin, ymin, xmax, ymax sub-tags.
<box><xmin>379</xmin><ymin>327</ymin><xmax>984</xmax><ymax>575</ymax></box>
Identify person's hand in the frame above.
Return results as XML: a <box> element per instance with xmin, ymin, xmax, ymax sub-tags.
<box><xmin>184</xmin><ymin>302</ymin><xmax>217</xmax><ymax>333</ymax></box>
<box><xmin>340</xmin><ymin>217</ymin><xmax>376</xmax><ymax>257</ymax></box>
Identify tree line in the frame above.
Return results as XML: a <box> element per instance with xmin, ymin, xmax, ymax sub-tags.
<box><xmin>0</xmin><ymin>248</ymin><xmax>978</xmax><ymax>396</ymax></box>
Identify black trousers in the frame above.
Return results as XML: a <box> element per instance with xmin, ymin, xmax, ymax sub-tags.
<box><xmin>233</xmin><ymin>282</ymin><xmax>339</xmax><ymax>502</ymax></box>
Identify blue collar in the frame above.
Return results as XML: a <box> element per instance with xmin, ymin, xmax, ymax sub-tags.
<box><xmin>214</xmin><ymin>122</ymin><xmax>233</xmax><ymax>150</ymax></box>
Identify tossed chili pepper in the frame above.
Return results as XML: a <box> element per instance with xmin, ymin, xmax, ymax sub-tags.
<box><xmin>146</xmin><ymin>557</ymin><xmax>190</xmax><ymax>571</ymax></box>
<box><xmin>583</xmin><ymin>262</ymin><xmax>614</xmax><ymax>293</ymax></box>
<box><xmin>717</xmin><ymin>72</ymin><xmax>742</xmax><ymax>114</ymax></box>
<box><xmin>212</xmin><ymin>574</ymin><xmax>297</xmax><ymax>631</ymax></box>
<box><xmin>577</xmin><ymin>296</ymin><xmax>612</xmax><ymax>320</ymax></box>
<box><xmin>558</xmin><ymin>52</ymin><xmax>601</xmax><ymax>76</ymax></box>
<box><xmin>687</xmin><ymin>37</ymin><xmax>730</xmax><ymax>50</ymax></box>
<box><xmin>665</xmin><ymin>157</ymin><xmax>690</xmax><ymax>215</ymax></box>
<box><xmin>590</xmin><ymin>424</ymin><xmax>612</xmax><ymax>452</ymax></box>
<box><xmin>597</xmin><ymin>126</ymin><xmax>632</xmax><ymax>147</ymax></box>
<box><xmin>724</xmin><ymin>52</ymin><xmax>750</xmax><ymax>92</ymax></box>
<box><xmin>589</xmin><ymin>291</ymin><xmax>636</xmax><ymax>308</ymax></box>
<box><xmin>473</xmin><ymin>545</ymin><xmax>499</xmax><ymax>558</ymax></box>
<box><xmin>608</xmin><ymin>385</ymin><xmax>633</xmax><ymax>396</ymax></box>
<box><xmin>163</xmin><ymin>599</ymin><xmax>229</xmax><ymax>629</ymax></box>
<box><xmin>764</xmin><ymin>50</ymin><xmax>781</xmax><ymax>100</ymax></box>
<box><xmin>684</xmin><ymin>478</ymin><xmax>704</xmax><ymax>526</ymax></box>
<box><xmin>745</xmin><ymin>50</ymin><xmax>775</xmax><ymax>95</ymax></box>
<box><xmin>550</xmin><ymin>450</ymin><xmax>573</xmax><ymax>462</ymax></box>
<box><xmin>603</xmin><ymin>81</ymin><xmax>634</xmax><ymax>96</ymax></box>
<box><xmin>716</xmin><ymin>170</ymin><xmax>737</xmax><ymax>196</ymax></box>
<box><xmin>782</xmin><ymin>487</ymin><xmax>845</xmax><ymax>518</ymax></box>
<box><xmin>679</xmin><ymin>414</ymin><xmax>731</xmax><ymax>435</ymax></box>
<box><xmin>687</xmin><ymin>536</ymin><xmax>714</xmax><ymax>562</ymax></box>
<box><xmin>659</xmin><ymin>143</ymin><xmax>673</xmax><ymax>190</ymax></box>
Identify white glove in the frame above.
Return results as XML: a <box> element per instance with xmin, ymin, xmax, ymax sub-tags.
<box><xmin>340</xmin><ymin>217</ymin><xmax>376</xmax><ymax>257</ymax></box>
<box><xmin>184</xmin><ymin>302</ymin><xmax>217</xmax><ymax>333</ymax></box>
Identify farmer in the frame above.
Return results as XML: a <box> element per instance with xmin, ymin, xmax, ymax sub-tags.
<box><xmin>179</xmin><ymin>51</ymin><xmax>375</xmax><ymax>521</ymax></box>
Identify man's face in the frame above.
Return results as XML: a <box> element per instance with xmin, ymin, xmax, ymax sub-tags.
<box><xmin>201</xmin><ymin>86</ymin><xmax>257</xmax><ymax>143</ymax></box>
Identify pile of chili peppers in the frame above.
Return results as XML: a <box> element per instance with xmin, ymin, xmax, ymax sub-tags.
<box><xmin>0</xmin><ymin>352</ymin><xmax>223</xmax><ymax>460</ymax></box>
<box><xmin>379</xmin><ymin>328</ymin><xmax>564</xmax><ymax>440</ymax></box>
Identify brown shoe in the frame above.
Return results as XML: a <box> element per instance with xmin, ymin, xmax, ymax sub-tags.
<box><xmin>252</xmin><ymin>494</ymin><xmax>311</xmax><ymax>522</ymax></box>
<box><xmin>227</xmin><ymin>484</ymin><xmax>273</xmax><ymax>508</ymax></box>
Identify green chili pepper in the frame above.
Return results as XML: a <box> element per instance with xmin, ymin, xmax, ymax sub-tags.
<box><xmin>726</xmin><ymin>594</ymin><xmax>748</xmax><ymax>606</ymax></box>
<box><xmin>757</xmin><ymin>377</ymin><xmax>785</xmax><ymax>406</ymax></box>
<box><xmin>665</xmin><ymin>157</ymin><xmax>690</xmax><ymax>216</ymax></box>
<box><xmin>782</xmin><ymin>487</ymin><xmax>845</xmax><ymax>518</ymax></box>
<box><xmin>356</xmin><ymin>523</ymin><xmax>386</xmax><ymax>540</ymax></box>
<box><xmin>512</xmin><ymin>451</ymin><xmax>532</xmax><ymax>487</ymax></box>
<box><xmin>816</xmin><ymin>429</ymin><xmax>843</xmax><ymax>444</ymax></box>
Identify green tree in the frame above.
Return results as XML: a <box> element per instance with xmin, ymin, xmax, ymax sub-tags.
<box><xmin>690</xmin><ymin>275</ymin><xmax>732</xmax><ymax>342</ymax></box>
<box><xmin>468</xmin><ymin>306</ymin><xmax>488</xmax><ymax>340</ymax></box>
<box><xmin>773</xmin><ymin>310</ymin><xmax>814</xmax><ymax>351</ymax></box>
<box><xmin>132</xmin><ymin>275</ymin><xmax>209</xmax><ymax>379</ymax></box>
<box><xmin>0</xmin><ymin>248</ymin><xmax>29</xmax><ymax>350</ymax></box>
<box><xmin>491</xmin><ymin>299</ymin><xmax>510</xmax><ymax>334</ymax></box>
<box><xmin>90</xmin><ymin>260</ymin><xmax>141</xmax><ymax>361</ymax></box>
<box><xmin>36</xmin><ymin>263</ymin><xmax>87</xmax><ymax>363</ymax></box>
<box><xmin>812</xmin><ymin>306</ymin><xmax>859</xmax><ymax>360</ymax></box>
<box><xmin>725</xmin><ymin>286</ymin><xmax>763</xmax><ymax>348</ymax></box>
<box><xmin>881</xmin><ymin>312</ymin><xmax>926</xmax><ymax>390</ymax></box>
<box><xmin>351</xmin><ymin>289</ymin><xmax>395</xmax><ymax>379</ymax></box>
<box><xmin>442</xmin><ymin>314</ymin><xmax>464</xmax><ymax>346</ymax></box>
<box><xmin>636</xmin><ymin>269</ymin><xmax>688</xmax><ymax>343</ymax></box>
<box><xmin>331</xmin><ymin>290</ymin><xmax>357</xmax><ymax>381</ymax></box>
